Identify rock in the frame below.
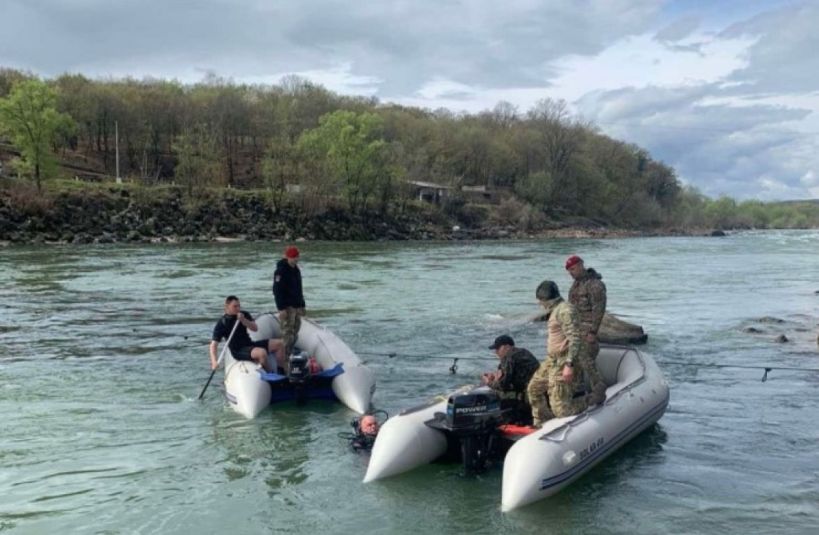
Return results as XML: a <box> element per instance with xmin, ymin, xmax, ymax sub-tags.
<box><xmin>710</xmin><ymin>230</ymin><xmax>726</xmax><ymax>237</ymax></box>
<box><xmin>758</xmin><ymin>316</ymin><xmax>785</xmax><ymax>324</ymax></box>
<box><xmin>774</xmin><ymin>334</ymin><xmax>789</xmax><ymax>343</ymax></box>
<box><xmin>599</xmin><ymin>313</ymin><xmax>648</xmax><ymax>345</ymax></box>
<box><xmin>744</xmin><ymin>327</ymin><xmax>763</xmax><ymax>334</ymax></box>
<box><xmin>533</xmin><ymin>312</ymin><xmax>648</xmax><ymax>345</ymax></box>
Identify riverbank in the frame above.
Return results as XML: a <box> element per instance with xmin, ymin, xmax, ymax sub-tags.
<box><xmin>0</xmin><ymin>181</ymin><xmax>713</xmax><ymax>245</ymax></box>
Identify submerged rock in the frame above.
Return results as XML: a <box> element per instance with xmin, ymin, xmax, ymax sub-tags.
<box><xmin>775</xmin><ymin>334</ymin><xmax>789</xmax><ymax>343</ymax></box>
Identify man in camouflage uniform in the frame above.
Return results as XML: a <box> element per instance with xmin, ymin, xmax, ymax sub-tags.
<box><xmin>566</xmin><ymin>255</ymin><xmax>608</xmax><ymax>406</ymax></box>
<box><xmin>527</xmin><ymin>280</ymin><xmax>587</xmax><ymax>426</ymax></box>
<box><xmin>481</xmin><ymin>334</ymin><xmax>540</xmax><ymax>422</ymax></box>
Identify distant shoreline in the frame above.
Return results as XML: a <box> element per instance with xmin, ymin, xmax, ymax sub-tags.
<box><xmin>0</xmin><ymin>182</ymin><xmax>730</xmax><ymax>246</ymax></box>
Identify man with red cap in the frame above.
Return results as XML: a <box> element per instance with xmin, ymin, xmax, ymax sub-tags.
<box><xmin>565</xmin><ymin>254</ymin><xmax>607</xmax><ymax>406</ymax></box>
<box><xmin>273</xmin><ymin>246</ymin><xmax>306</xmax><ymax>368</ymax></box>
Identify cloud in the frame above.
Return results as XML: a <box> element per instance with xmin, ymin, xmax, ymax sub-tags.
<box><xmin>0</xmin><ymin>0</ymin><xmax>663</xmax><ymax>95</ymax></box>
<box><xmin>654</xmin><ymin>15</ymin><xmax>701</xmax><ymax>43</ymax></box>
<box><xmin>577</xmin><ymin>83</ymin><xmax>819</xmax><ymax>200</ymax></box>
<box><xmin>721</xmin><ymin>2</ymin><xmax>819</xmax><ymax>94</ymax></box>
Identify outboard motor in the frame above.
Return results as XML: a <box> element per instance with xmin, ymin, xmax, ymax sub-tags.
<box><xmin>287</xmin><ymin>351</ymin><xmax>310</xmax><ymax>404</ymax></box>
<box><xmin>426</xmin><ymin>390</ymin><xmax>504</xmax><ymax>475</ymax></box>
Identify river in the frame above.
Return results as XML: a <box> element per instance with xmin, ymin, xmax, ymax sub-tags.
<box><xmin>1</xmin><ymin>231</ymin><xmax>817</xmax><ymax>534</ymax></box>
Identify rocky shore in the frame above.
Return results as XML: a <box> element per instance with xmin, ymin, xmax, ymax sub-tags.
<box><xmin>0</xmin><ymin>185</ymin><xmax>712</xmax><ymax>246</ymax></box>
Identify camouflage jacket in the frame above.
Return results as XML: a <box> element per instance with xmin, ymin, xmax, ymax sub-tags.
<box><xmin>488</xmin><ymin>347</ymin><xmax>540</xmax><ymax>395</ymax></box>
<box><xmin>568</xmin><ymin>268</ymin><xmax>606</xmax><ymax>336</ymax></box>
<box><xmin>548</xmin><ymin>301</ymin><xmax>581</xmax><ymax>367</ymax></box>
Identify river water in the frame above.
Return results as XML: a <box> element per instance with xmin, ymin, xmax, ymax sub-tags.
<box><xmin>1</xmin><ymin>231</ymin><xmax>818</xmax><ymax>534</ymax></box>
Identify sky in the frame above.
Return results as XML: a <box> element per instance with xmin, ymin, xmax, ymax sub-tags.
<box><xmin>2</xmin><ymin>0</ymin><xmax>818</xmax><ymax>200</ymax></box>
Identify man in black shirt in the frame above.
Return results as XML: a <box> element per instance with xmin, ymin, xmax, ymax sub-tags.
<box><xmin>273</xmin><ymin>246</ymin><xmax>306</xmax><ymax>362</ymax></box>
<box><xmin>481</xmin><ymin>334</ymin><xmax>540</xmax><ymax>422</ymax></box>
<box><xmin>210</xmin><ymin>296</ymin><xmax>282</xmax><ymax>372</ymax></box>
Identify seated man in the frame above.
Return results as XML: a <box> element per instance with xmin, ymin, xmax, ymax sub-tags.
<box><xmin>482</xmin><ymin>335</ymin><xmax>540</xmax><ymax>422</ymax></box>
<box><xmin>210</xmin><ymin>295</ymin><xmax>282</xmax><ymax>372</ymax></box>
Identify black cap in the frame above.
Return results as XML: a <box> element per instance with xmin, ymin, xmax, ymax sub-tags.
<box><xmin>489</xmin><ymin>334</ymin><xmax>515</xmax><ymax>350</ymax></box>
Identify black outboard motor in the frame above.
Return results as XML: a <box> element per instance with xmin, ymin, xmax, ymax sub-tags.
<box><xmin>426</xmin><ymin>390</ymin><xmax>504</xmax><ymax>475</ymax></box>
<box><xmin>288</xmin><ymin>351</ymin><xmax>310</xmax><ymax>404</ymax></box>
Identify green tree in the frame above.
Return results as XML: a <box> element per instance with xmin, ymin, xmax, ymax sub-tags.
<box><xmin>0</xmin><ymin>79</ymin><xmax>74</xmax><ymax>190</ymax></box>
<box><xmin>298</xmin><ymin>110</ymin><xmax>390</xmax><ymax>212</ymax></box>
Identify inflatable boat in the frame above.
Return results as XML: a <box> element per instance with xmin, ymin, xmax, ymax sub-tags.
<box><xmin>223</xmin><ymin>313</ymin><xmax>376</xmax><ymax>418</ymax></box>
<box><xmin>363</xmin><ymin>345</ymin><xmax>669</xmax><ymax>511</ymax></box>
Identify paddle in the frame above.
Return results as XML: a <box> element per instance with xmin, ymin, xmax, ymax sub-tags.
<box><xmin>198</xmin><ymin>315</ymin><xmax>241</xmax><ymax>400</ymax></box>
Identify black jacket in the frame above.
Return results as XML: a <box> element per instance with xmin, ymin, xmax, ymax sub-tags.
<box><xmin>272</xmin><ymin>258</ymin><xmax>305</xmax><ymax>310</ymax></box>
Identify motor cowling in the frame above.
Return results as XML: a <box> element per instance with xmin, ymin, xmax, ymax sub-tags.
<box><xmin>288</xmin><ymin>352</ymin><xmax>310</xmax><ymax>385</ymax></box>
<box><xmin>425</xmin><ymin>390</ymin><xmax>505</xmax><ymax>475</ymax></box>
<box><xmin>444</xmin><ymin>391</ymin><xmax>502</xmax><ymax>431</ymax></box>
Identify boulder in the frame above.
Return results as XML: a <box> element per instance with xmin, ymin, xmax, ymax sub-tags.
<box><xmin>599</xmin><ymin>313</ymin><xmax>648</xmax><ymax>345</ymax></box>
<box><xmin>533</xmin><ymin>311</ymin><xmax>648</xmax><ymax>345</ymax></box>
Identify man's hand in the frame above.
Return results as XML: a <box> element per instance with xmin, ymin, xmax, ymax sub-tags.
<box><xmin>210</xmin><ymin>358</ymin><xmax>218</xmax><ymax>370</ymax></box>
<box><xmin>296</xmin><ymin>307</ymin><xmax>306</xmax><ymax>317</ymax></box>
<box><xmin>561</xmin><ymin>364</ymin><xmax>574</xmax><ymax>383</ymax></box>
<box><xmin>237</xmin><ymin>311</ymin><xmax>246</xmax><ymax>324</ymax></box>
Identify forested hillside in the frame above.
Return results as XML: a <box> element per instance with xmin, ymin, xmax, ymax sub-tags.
<box><xmin>1</xmin><ymin>68</ymin><xmax>818</xmax><ymax>235</ymax></box>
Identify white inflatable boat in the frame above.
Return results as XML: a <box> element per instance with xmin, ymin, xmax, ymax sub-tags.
<box><xmin>223</xmin><ymin>313</ymin><xmax>376</xmax><ymax>418</ymax></box>
<box><xmin>363</xmin><ymin>345</ymin><xmax>669</xmax><ymax>512</ymax></box>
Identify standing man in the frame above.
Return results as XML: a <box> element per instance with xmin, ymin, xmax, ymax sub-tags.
<box><xmin>566</xmin><ymin>255</ymin><xmax>608</xmax><ymax>406</ymax></box>
<box><xmin>273</xmin><ymin>246</ymin><xmax>306</xmax><ymax>365</ymax></box>
<box><xmin>210</xmin><ymin>296</ymin><xmax>281</xmax><ymax>372</ymax></box>
<box><xmin>527</xmin><ymin>280</ymin><xmax>587</xmax><ymax>426</ymax></box>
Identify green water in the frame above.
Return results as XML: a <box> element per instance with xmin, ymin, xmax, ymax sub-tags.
<box><xmin>1</xmin><ymin>232</ymin><xmax>818</xmax><ymax>534</ymax></box>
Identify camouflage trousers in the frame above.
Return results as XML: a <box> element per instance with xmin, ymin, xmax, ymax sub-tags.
<box><xmin>493</xmin><ymin>389</ymin><xmax>532</xmax><ymax>424</ymax></box>
<box><xmin>280</xmin><ymin>307</ymin><xmax>302</xmax><ymax>359</ymax></box>
<box><xmin>527</xmin><ymin>354</ymin><xmax>586</xmax><ymax>426</ymax></box>
<box><xmin>578</xmin><ymin>340</ymin><xmax>607</xmax><ymax>406</ymax></box>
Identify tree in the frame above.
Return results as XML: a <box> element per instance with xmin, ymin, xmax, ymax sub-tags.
<box><xmin>298</xmin><ymin>110</ymin><xmax>390</xmax><ymax>212</ymax></box>
<box><xmin>173</xmin><ymin>124</ymin><xmax>223</xmax><ymax>196</ymax></box>
<box><xmin>0</xmin><ymin>79</ymin><xmax>74</xmax><ymax>190</ymax></box>
<box><xmin>262</xmin><ymin>135</ymin><xmax>304</xmax><ymax>211</ymax></box>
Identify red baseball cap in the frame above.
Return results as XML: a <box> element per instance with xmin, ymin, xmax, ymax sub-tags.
<box><xmin>565</xmin><ymin>255</ymin><xmax>583</xmax><ymax>270</ymax></box>
<box><xmin>284</xmin><ymin>246</ymin><xmax>300</xmax><ymax>259</ymax></box>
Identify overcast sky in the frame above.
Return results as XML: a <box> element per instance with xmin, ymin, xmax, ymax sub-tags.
<box><xmin>2</xmin><ymin>0</ymin><xmax>818</xmax><ymax>200</ymax></box>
